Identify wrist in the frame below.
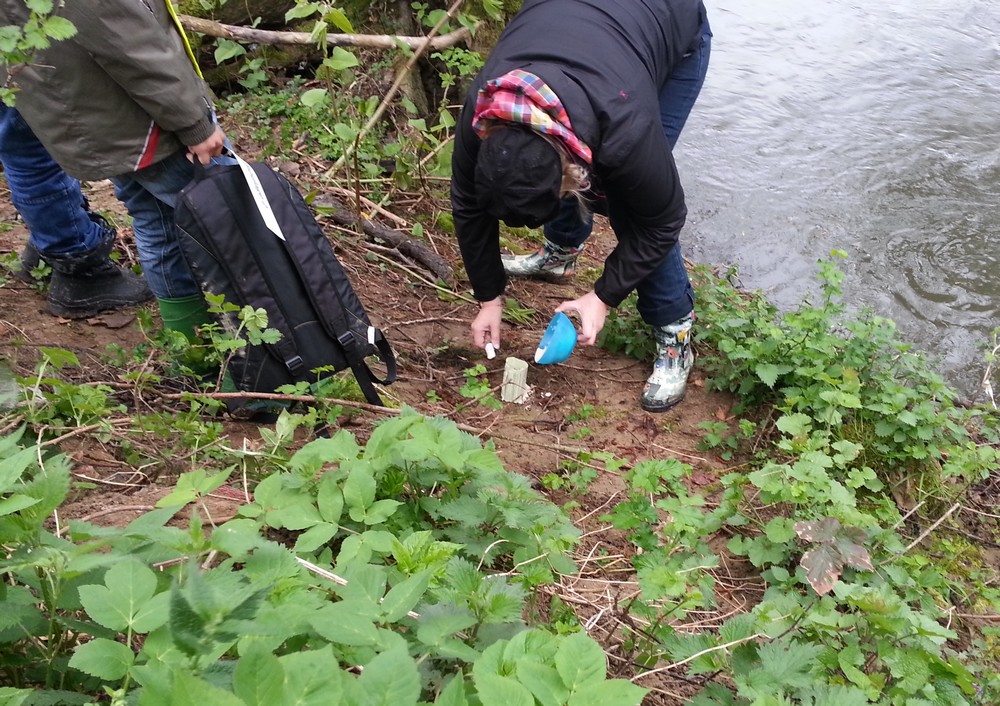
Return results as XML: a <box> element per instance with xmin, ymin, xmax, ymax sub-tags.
<box><xmin>479</xmin><ymin>296</ymin><xmax>503</xmax><ymax>309</ymax></box>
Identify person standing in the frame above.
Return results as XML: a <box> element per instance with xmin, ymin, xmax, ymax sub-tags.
<box><xmin>0</xmin><ymin>104</ymin><xmax>153</xmax><ymax>318</ymax></box>
<box><xmin>0</xmin><ymin>0</ymin><xmax>227</xmax><ymax>338</ymax></box>
<box><xmin>451</xmin><ymin>0</ymin><xmax>711</xmax><ymax>411</ymax></box>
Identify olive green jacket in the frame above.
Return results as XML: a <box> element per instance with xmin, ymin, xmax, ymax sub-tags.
<box><xmin>0</xmin><ymin>0</ymin><xmax>215</xmax><ymax>180</ymax></box>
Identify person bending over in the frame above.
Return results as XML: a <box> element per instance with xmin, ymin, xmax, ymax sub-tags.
<box><xmin>451</xmin><ymin>0</ymin><xmax>712</xmax><ymax>411</ymax></box>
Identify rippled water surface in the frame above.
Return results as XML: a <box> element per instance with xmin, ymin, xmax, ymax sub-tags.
<box><xmin>676</xmin><ymin>0</ymin><xmax>1000</xmax><ymax>396</ymax></box>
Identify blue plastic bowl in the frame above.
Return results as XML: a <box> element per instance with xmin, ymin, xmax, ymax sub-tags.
<box><xmin>534</xmin><ymin>312</ymin><xmax>578</xmax><ymax>364</ymax></box>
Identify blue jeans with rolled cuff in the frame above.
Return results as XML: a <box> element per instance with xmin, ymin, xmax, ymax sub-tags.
<box><xmin>544</xmin><ymin>16</ymin><xmax>712</xmax><ymax>327</ymax></box>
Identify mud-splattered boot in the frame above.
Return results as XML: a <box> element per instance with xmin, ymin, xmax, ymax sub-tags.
<box><xmin>44</xmin><ymin>227</ymin><xmax>152</xmax><ymax>319</ymax></box>
<box><xmin>640</xmin><ymin>312</ymin><xmax>695</xmax><ymax>412</ymax></box>
<box><xmin>14</xmin><ymin>241</ymin><xmax>44</xmax><ymax>284</ymax></box>
<box><xmin>502</xmin><ymin>240</ymin><xmax>584</xmax><ymax>281</ymax></box>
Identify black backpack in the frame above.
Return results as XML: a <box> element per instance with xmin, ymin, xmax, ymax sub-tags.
<box><xmin>174</xmin><ymin>154</ymin><xmax>396</xmax><ymax>406</ymax></box>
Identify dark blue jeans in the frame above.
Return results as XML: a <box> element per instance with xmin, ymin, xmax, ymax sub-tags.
<box><xmin>545</xmin><ymin>19</ymin><xmax>712</xmax><ymax>327</ymax></box>
<box><xmin>111</xmin><ymin>149</ymin><xmax>203</xmax><ymax>299</ymax></box>
<box><xmin>0</xmin><ymin>105</ymin><xmax>104</xmax><ymax>256</ymax></box>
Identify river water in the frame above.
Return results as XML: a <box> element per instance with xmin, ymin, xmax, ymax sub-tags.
<box><xmin>675</xmin><ymin>0</ymin><xmax>1000</xmax><ymax>398</ymax></box>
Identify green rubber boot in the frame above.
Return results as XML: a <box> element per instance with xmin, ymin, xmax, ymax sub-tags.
<box><xmin>157</xmin><ymin>295</ymin><xmax>236</xmax><ymax>393</ymax></box>
<box><xmin>157</xmin><ymin>294</ymin><xmax>212</xmax><ymax>342</ymax></box>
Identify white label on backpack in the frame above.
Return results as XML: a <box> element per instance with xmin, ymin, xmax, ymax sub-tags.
<box><xmin>368</xmin><ymin>326</ymin><xmax>376</xmax><ymax>345</ymax></box>
<box><xmin>234</xmin><ymin>153</ymin><xmax>285</xmax><ymax>241</ymax></box>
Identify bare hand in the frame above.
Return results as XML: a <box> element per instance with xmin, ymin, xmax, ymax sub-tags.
<box><xmin>556</xmin><ymin>290</ymin><xmax>609</xmax><ymax>345</ymax></box>
<box><xmin>472</xmin><ymin>296</ymin><xmax>504</xmax><ymax>354</ymax></box>
<box><xmin>187</xmin><ymin>126</ymin><xmax>226</xmax><ymax>165</ymax></box>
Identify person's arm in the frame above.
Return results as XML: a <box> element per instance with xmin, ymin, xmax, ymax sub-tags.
<box><xmin>451</xmin><ymin>109</ymin><xmax>509</xmax><ymax>349</ymax></box>
<box><xmin>452</xmin><ymin>112</ymin><xmax>507</xmax><ymax>303</ymax></box>
<box><xmin>593</xmin><ymin>116</ymin><xmax>687</xmax><ymax>308</ymax></box>
<box><xmin>67</xmin><ymin>1</ymin><xmax>215</xmax><ymax>147</ymax></box>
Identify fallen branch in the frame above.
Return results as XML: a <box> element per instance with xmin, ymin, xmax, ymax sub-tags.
<box><xmin>315</xmin><ymin>193</ymin><xmax>454</xmax><ymax>285</ymax></box>
<box><xmin>177</xmin><ymin>14</ymin><xmax>472</xmax><ymax>51</ymax></box>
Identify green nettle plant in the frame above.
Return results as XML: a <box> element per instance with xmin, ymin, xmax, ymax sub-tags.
<box><xmin>596</xmin><ymin>254</ymin><xmax>1000</xmax><ymax>704</ymax></box>
<box><xmin>0</xmin><ymin>410</ymin><xmax>652</xmax><ymax>705</ymax></box>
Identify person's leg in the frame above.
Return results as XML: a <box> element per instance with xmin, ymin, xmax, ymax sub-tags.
<box><xmin>636</xmin><ymin>18</ymin><xmax>712</xmax><ymax>410</ymax></box>
<box><xmin>0</xmin><ymin>105</ymin><xmax>152</xmax><ymax>316</ymax></box>
<box><xmin>111</xmin><ymin>149</ymin><xmax>200</xmax><ymax>300</ymax></box>
<box><xmin>635</xmin><ymin>243</ymin><xmax>694</xmax><ymax>328</ymax></box>
<box><xmin>636</xmin><ymin>244</ymin><xmax>695</xmax><ymax>412</ymax></box>
<box><xmin>503</xmin><ymin>198</ymin><xmax>593</xmax><ymax>279</ymax></box>
<box><xmin>659</xmin><ymin>19</ymin><xmax>712</xmax><ymax>147</ymax></box>
<box><xmin>0</xmin><ymin>105</ymin><xmax>102</xmax><ymax>256</ymax></box>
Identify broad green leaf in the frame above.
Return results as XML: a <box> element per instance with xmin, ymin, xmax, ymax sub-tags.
<box><xmin>39</xmin><ymin>346</ymin><xmax>78</xmax><ymax>369</ymax></box>
<box><xmin>132</xmin><ymin>591</ymin><xmax>171</xmax><ymax>634</ymax></box>
<box><xmin>554</xmin><ymin>631</ymin><xmax>606</xmax><ymax>692</ymax></box>
<box><xmin>756</xmin><ymin>640</ymin><xmax>822</xmax><ymax>690</ymax></box>
<box><xmin>380</xmin><ymin>571</ymin><xmax>430</xmax><ymax>622</ymax></box>
<box><xmin>0</xmin><ymin>446</ymin><xmax>36</xmax><ymax>494</ymax></box>
<box><xmin>416</xmin><ymin>610</ymin><xmax>478</xmax><ymax>648</ymax></box>
<box><xmin>363</xmin><ymin>498</ymin><xmax>402</xmax><ymax>525</ymax></box>
<box><xmin>0</xmin><ymin>687</ymin><xmax>32</xmax><ymax>706</ymax></box>
<box><xmin>567</xmin><ymin>679</ymin><xmax>647</xmax><ymax>706</ymax></box>
<box><xmin>170</xmin><ymin>671</ymin><xmax>245</xmax><ymax>706</ymax></box>
<box><xmin>266</xmin><ymin>502</ymin><xmax>323</xmax><ymax>530</ymax></box>
<box><xmin>515</xmin><ymin>660</ymin><xmax>568</xmax><ymax>706</ymax></box>
<box><xmin>764</xmin><ymin>517</ymin><xmax>796</xmax><ymax>543</ymax></box>
<box><xmin>316</xmin><ymin>473</ymin><xmax>344</xmax><ymax>523</ymax></box>
<box><xmin>279</xmin><ymin>647</ymin><xmax>344</xmax><ymax>706</ymax></box>
<box><xmin>211</xmin><ymin>519</ymin><xmax>263</xmax><ymax>558</ymax></box>
<box><xmin>358</xmin><ymin>646</ymin><xmax>421</xmax><ymax>706</ymax></box>
<box><xmin>25</xmin><ymin>0</ymin><xmax>55</xmax><ymax>12</ymax></box>
<box><xmin>435</xmin><ymin>675</ymin><xmax>468</xmax><ymax>706</ymax></box>
<box><xmin>804</xmin><ymin>684</ymin><xmax>870</xmax><ymax>706</ymax></box>
<box><xmin>41</xmin><ymin>16</ymin><xmax>76</xmax><ymax>40</ymax></box>
<box><xmin>286</xmin><ymin>2</ymin><xmax>320</xmax><ymax>21</ymax></box>
<box><xmin>755</xmin><ymin>363</ymin><xmax>784</xmax><ymax>387</ymax></box>
<box><xmin>300</xmin><ymin>88</ymin><xmax>328</xmax><ymax>108</ymax></box>
<box><xmin>213</xmin><ymin>38</ymin><xmax>246</xmax><ymax>64</ymax></box>
<box><xmin>775</xmin><ymin>412</ymin><xmax>811</xmax><ymax>438</ymax></box>
<box><xmin>325</xmin><ymin>8</ymin><xmax>354</xmax><ymax>33</ymax></box>
<box><xmin>69</xmin><ymin>638</ymin><xmax>134</xmax><ymax>680</ymax></box>
<box><xmin>473</xmin><ymin>674</ymin><xmax>534</xmax><ymax>706</ymax></box>
<box><xmin>0</xmin><ymin>493</ymin><xmax>39</xmax><ymax>516</ymax></box>
<box><xmin>324</xmin><ymin>46</ymin><xmax>359</xmax><ymax>71</ymax></box>
<box><xmin>343</xmin><ymin>466</ymin><xmax>376</xmax><ymax>514</ymax></box>
<box><xmin>169</xmin><ymin>586</ymin><xmax>207</xmax><ymax>657</ymax></box>
<box><xmin>291</xmin><ymin>432</ymin><xmax>359</xmax><ymax>472</ymax></box>
<box><xmin>294</xmin><ymin>522</ymin><xmax>339</xmax><ymax>553</ymax></box>
<box><xmin>78</xmin><ymin>559</ymin><xmax>159</xmax><ymax>631</ymax></box>
<box><xmin>310</xmin><ymin>601</ymin><xmax>381</xmax><ymax>646</ymax></box>
<box><xmin>234</xmin><ymin>648</ymin><xmax>285</xmax><ymax>706</ymax></box>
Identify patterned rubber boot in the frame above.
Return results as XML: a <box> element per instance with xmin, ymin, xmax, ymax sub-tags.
<box><xmin>502</xmin><ymin>240</ymin><xmax>584</xmax><ymax>281</ymax></box>
<box><xmin>640</xmin><ymin>312</ymin><xmax>695</xmax><ymax>412</ymax></box>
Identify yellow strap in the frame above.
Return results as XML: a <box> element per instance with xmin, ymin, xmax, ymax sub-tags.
<box><xmin>165</xmin><ymin>0</ymin><xmax>204</xmax><ymax>79</ymax></box>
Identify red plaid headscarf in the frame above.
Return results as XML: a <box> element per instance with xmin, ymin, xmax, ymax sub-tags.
<box><xmin>472</xmin><ymin>69</ymin><xmax>592</xmax><ymax>165</ymax></box>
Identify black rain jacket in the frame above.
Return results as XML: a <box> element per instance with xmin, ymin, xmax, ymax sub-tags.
<box><xmin>451</xmin><ymin>0</ymin><xmax>707</xmax><ymax>307</ymax></box>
